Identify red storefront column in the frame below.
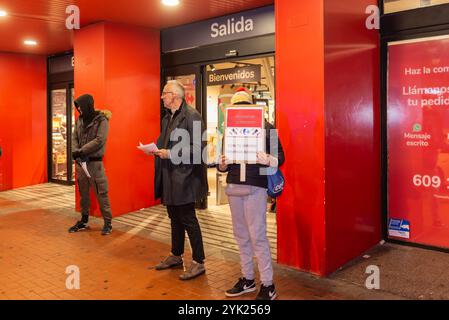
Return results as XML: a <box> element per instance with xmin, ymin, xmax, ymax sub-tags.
<box><xmin>324</xmin><ymin>0</ymin><xmax>381</xmax><ymax>274</ymax></box>
<box><xmin>74</xmin><ymin>22</ymin><xmax>161</xmax><ymax>217</ymax></box>
<box><xmin>275</xmin><ymin>0</ymin><xmax>380</xmax><ymax>276</ymax></box>
<box><xmin>0</xmin><ymin>53</ymin><xmax>47</xmax><ymax>191</ymax></box>
<box><xmin>275</xmin><ymin>0</ymin><xmax>326</xmax><ymax>275</ymax></box>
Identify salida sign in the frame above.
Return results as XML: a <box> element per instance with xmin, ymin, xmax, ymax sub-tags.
<box><xmin>387</xmin><ymin>35</ymin><xmax>449</xmax><ymax>249</ymax></box>
<box><xmin>161</xmin><ymin>6</ymin><xmax>274</xmax><ymax>53</ymax></box>
<box><xmin>211</xmin><ymin>16</ymin><xmax>254</xmax><ymax>38</ymax></box>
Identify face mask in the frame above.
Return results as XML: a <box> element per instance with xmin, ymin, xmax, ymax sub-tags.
<box><xmin>74</xmin><ymin>94</ymin><xmax>95</xmax><ymax>125</ymax></box>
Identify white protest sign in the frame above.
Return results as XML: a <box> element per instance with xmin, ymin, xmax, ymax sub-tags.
<box><xmin>224</xmin><ymin>105</ymin><xmax>265</xmax><ymax>163</ymax></box>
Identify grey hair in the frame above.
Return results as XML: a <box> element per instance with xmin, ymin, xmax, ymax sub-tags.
<box><xmin>167</xmin><ymin>80</ymin><xmax>185</xmax><ymax>99</ymax></box>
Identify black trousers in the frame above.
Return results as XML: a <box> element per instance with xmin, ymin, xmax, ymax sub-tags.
<box><xmin>167</xmin><ymin>203</ymin><xmax>205</xmax><ymax>264</ymax></box>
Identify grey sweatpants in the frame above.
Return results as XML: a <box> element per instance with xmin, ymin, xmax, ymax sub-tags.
<box><xmin>227</xmin><ymin>185</ymin><xmax>273</xmax><ymax>285</ymax></box>
<box><xmin>77</xmin><ymin>161</ymin><xmax>112</xmax><ymax>223</ymax></box>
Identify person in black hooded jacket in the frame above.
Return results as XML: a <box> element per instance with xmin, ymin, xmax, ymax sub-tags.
<box><xmin>69</xmin><ymin>94</ymin><xmax>113</xmax><ymax>235</ymax></box>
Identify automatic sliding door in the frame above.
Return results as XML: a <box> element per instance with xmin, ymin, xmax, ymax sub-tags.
<box><xmin>204</xmin><ymin>55</ymin><xmax>276</xmax><ymax>207</ymax></box>
<box><xmin>164</xmin><ymin>65</ymin><xmax>206</xmax><ymax>208</ymax></box>
<box><xmin>50</xmin><ymin>84</ymin><xmax>75</xmax><ymax>184</ymax></box>
<box><xmin>51</xmin><ymin>88</ymin><xmax>68</xmax><ymax>181</ymax></box>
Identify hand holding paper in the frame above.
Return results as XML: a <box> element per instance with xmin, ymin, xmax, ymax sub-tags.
<box><xmin>137</xmin><ymin>142</ymin><xmax>159</xmax><ymax>155</ymax></box>
<box><xmin>75</xmin><ymin>158</ymin><xmax>91</xmax><ymax>178</ymax></box>
<box><xmin>155</xmin><ymin>149</ymin><xmax>170</xmax><ymax>159</ymax></box>
<box><xmin>80</xmin><ymin>161</ymin><xmax>91</xmax><ymax>178</ymax></box>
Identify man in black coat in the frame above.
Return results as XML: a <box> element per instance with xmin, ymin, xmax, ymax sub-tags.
<box><xmin>151</xmin><ymin>80</ymin><xmax>208</xmax><ymax>280</ymax></box>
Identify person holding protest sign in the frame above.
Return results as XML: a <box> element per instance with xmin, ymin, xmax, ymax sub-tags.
<box><xmin>218</xmin><ymin>88</ymin><xmax>285</xmax><ymax>300</ymax></box>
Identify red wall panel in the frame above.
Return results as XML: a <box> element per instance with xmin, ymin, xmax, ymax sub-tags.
<box><xmin>74</xmin><ymin>24</ymin><xmax>106</xmax><ymax>215</ymax></box>
<box><xmin>74</xmin><ymin>22</ymin><xmax>160</xmax><ymax>217</ymax></box>
<box><xmin>0</xmin><ymin>53</ymin><xmax>47</xmax><ymax>191</ymax></box>
<box><xmin>323</xmin><ymin>0</ymin><xmax>381</xmax><ymax>274</ymax></box>
<box><xmin>275</xmin><ymin>0</ymin><xmax>327</xmax><ymax>275</ymax></box>
<box><xmin>74</xmin><ymin>23</ymin><xmax>107</xmax><ymax>108</ymax></box>
<box><xmin>104</xmin><ymin>22</ymin><xmax>161</xmax><ymax>216</ymax></box>
<box><xmin>276</xmin><ymin>0</ymin><xmax>381</xmax><ymax>276</ymax></box>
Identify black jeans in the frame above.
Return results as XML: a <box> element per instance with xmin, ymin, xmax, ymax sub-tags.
<box><xmin>167</xmin><ymin>203</ymin><xmax>205</xmax><ymax>264</ymax></box>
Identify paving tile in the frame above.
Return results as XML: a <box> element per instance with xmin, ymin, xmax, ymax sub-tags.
<box><xmin>0</xmin><ymin>186</ymin><xmax>424</xmax><ymax>300</ymax></box>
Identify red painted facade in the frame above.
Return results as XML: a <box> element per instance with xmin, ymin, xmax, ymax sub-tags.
<box><xmin>0</xmin><ymin>53</ymin><xmax>47</xmax><ymax>191</ymax></box>
<box><xmin>323</xmin><ymin>0</ymin><xmax>381</xmax><ymax>274</ymax></box>
<box><xmin>74</xmin><ymin>22</ymin><xmax>161</xmax><ymax>217</ymax></box>
<box><xmin>275</xmin><ymin>0</ymin><xmax>380</xmax><ymax>275</ymax></box>
<box><xmin>275</xmin><ymin>0</ymin><xmax>326</xmax><ymax>275</ymax></box>
<box><xmin>1</xmin><ymin>1</ymin><xmax>382</xmax><ymax>276</ymax></box>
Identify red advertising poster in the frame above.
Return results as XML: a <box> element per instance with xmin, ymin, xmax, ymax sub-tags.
<box><xmin>226</xmin><ymin>108</ymin><xmax>264</xmax><ymax>128</ymax></box>
<box><xmin>388</xmin><ymin>35</ymin><xmax>449</xmax><ymax>248</ymax></box>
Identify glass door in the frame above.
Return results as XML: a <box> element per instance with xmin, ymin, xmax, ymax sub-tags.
<box><xmin>163</xmin><ymin>64</ymin><xmax>206</xmax><ymax>208</ymax></box>
<box><xmin>70</xmin><ymin>86</ymin><xmax>75</xmax><ymax>182</ymax></box>
<box><xmin>164</xmin><ymin>65</ymin><xmax>202</xmax><ymax>113</ymax></box>
<box><xmin>50</xmin><ymin>83</ymin><xmax>75</xmax><ymax>185</ymax></box>
<box><xmin>204</xmin><ymin>55</ymin><xmax>276</xmax><ymax>207</ymax></box>
<box><xmin>51</xmin><ymin>88</ymin><xmax>68</xmax><ymax>181</ymax></box>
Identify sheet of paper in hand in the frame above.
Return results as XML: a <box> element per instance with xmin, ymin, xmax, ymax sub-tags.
<box><xmin>224</xmin><ymin>106</ymin><xmax>265</xmax><ymax>164</ymax></box>
<box><xmin>137</xmin><ymin>142</ymin><xmax>159</xmax><ymax>154</ymax></box>
<box><xmin>80</xmin><ymin>162</ymin><xmax>91</xmax><ymax>178</ymax></box>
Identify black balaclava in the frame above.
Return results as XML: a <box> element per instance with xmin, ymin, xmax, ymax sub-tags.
<box><xmin>74</xmin><ymin>94</ymin><xmax>96</xmax><ymax>127</ymax></box>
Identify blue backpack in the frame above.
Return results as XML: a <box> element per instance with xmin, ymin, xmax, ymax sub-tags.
<box><xmin>267</xmin><ymin>168</ymin><xmax>285</xmax><ymax>198</ymax></box>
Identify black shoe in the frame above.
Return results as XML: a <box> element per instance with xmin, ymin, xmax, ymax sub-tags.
<box><xmin>101</xmin><ymin>223</ymin><xmax>112</xmax><ymax>235</ymax></box>
<box><xmin>68</xmin><ymin>221</ymin><xmax>89</xmax><ymax>233</ymax></box>
<box><xmin>225</xmin><ymin>278</ymin><xmax>256</xmax><ymax>297</ymax></box>
<box><xmin>256</xmin><ymin>284</ymin><xmax>277</xmax><ymax>300</ymax></box>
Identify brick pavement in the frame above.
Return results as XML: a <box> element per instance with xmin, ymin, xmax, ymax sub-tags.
<box><xmin>0</xmin><ymin>196</ymin><xmax>403</xmax><ymax>300</ymax></box>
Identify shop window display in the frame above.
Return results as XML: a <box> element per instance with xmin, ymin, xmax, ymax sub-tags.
<box><xmin>51</xmin><ymin>89</ymin><xmax>68</xmax><ymax>181</ymax></box>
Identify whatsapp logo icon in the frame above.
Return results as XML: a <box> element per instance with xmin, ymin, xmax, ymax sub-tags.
<box><xmin>413</xmin><ymin>124</ymin><xmax>422</xmax><ymax>132</ymax></box>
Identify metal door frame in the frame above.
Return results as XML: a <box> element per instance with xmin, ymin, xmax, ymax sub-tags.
<box><xmin>47</xmin><ymin>82</ymin><xmax>75</xmax><ymax>186</ymax></box>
